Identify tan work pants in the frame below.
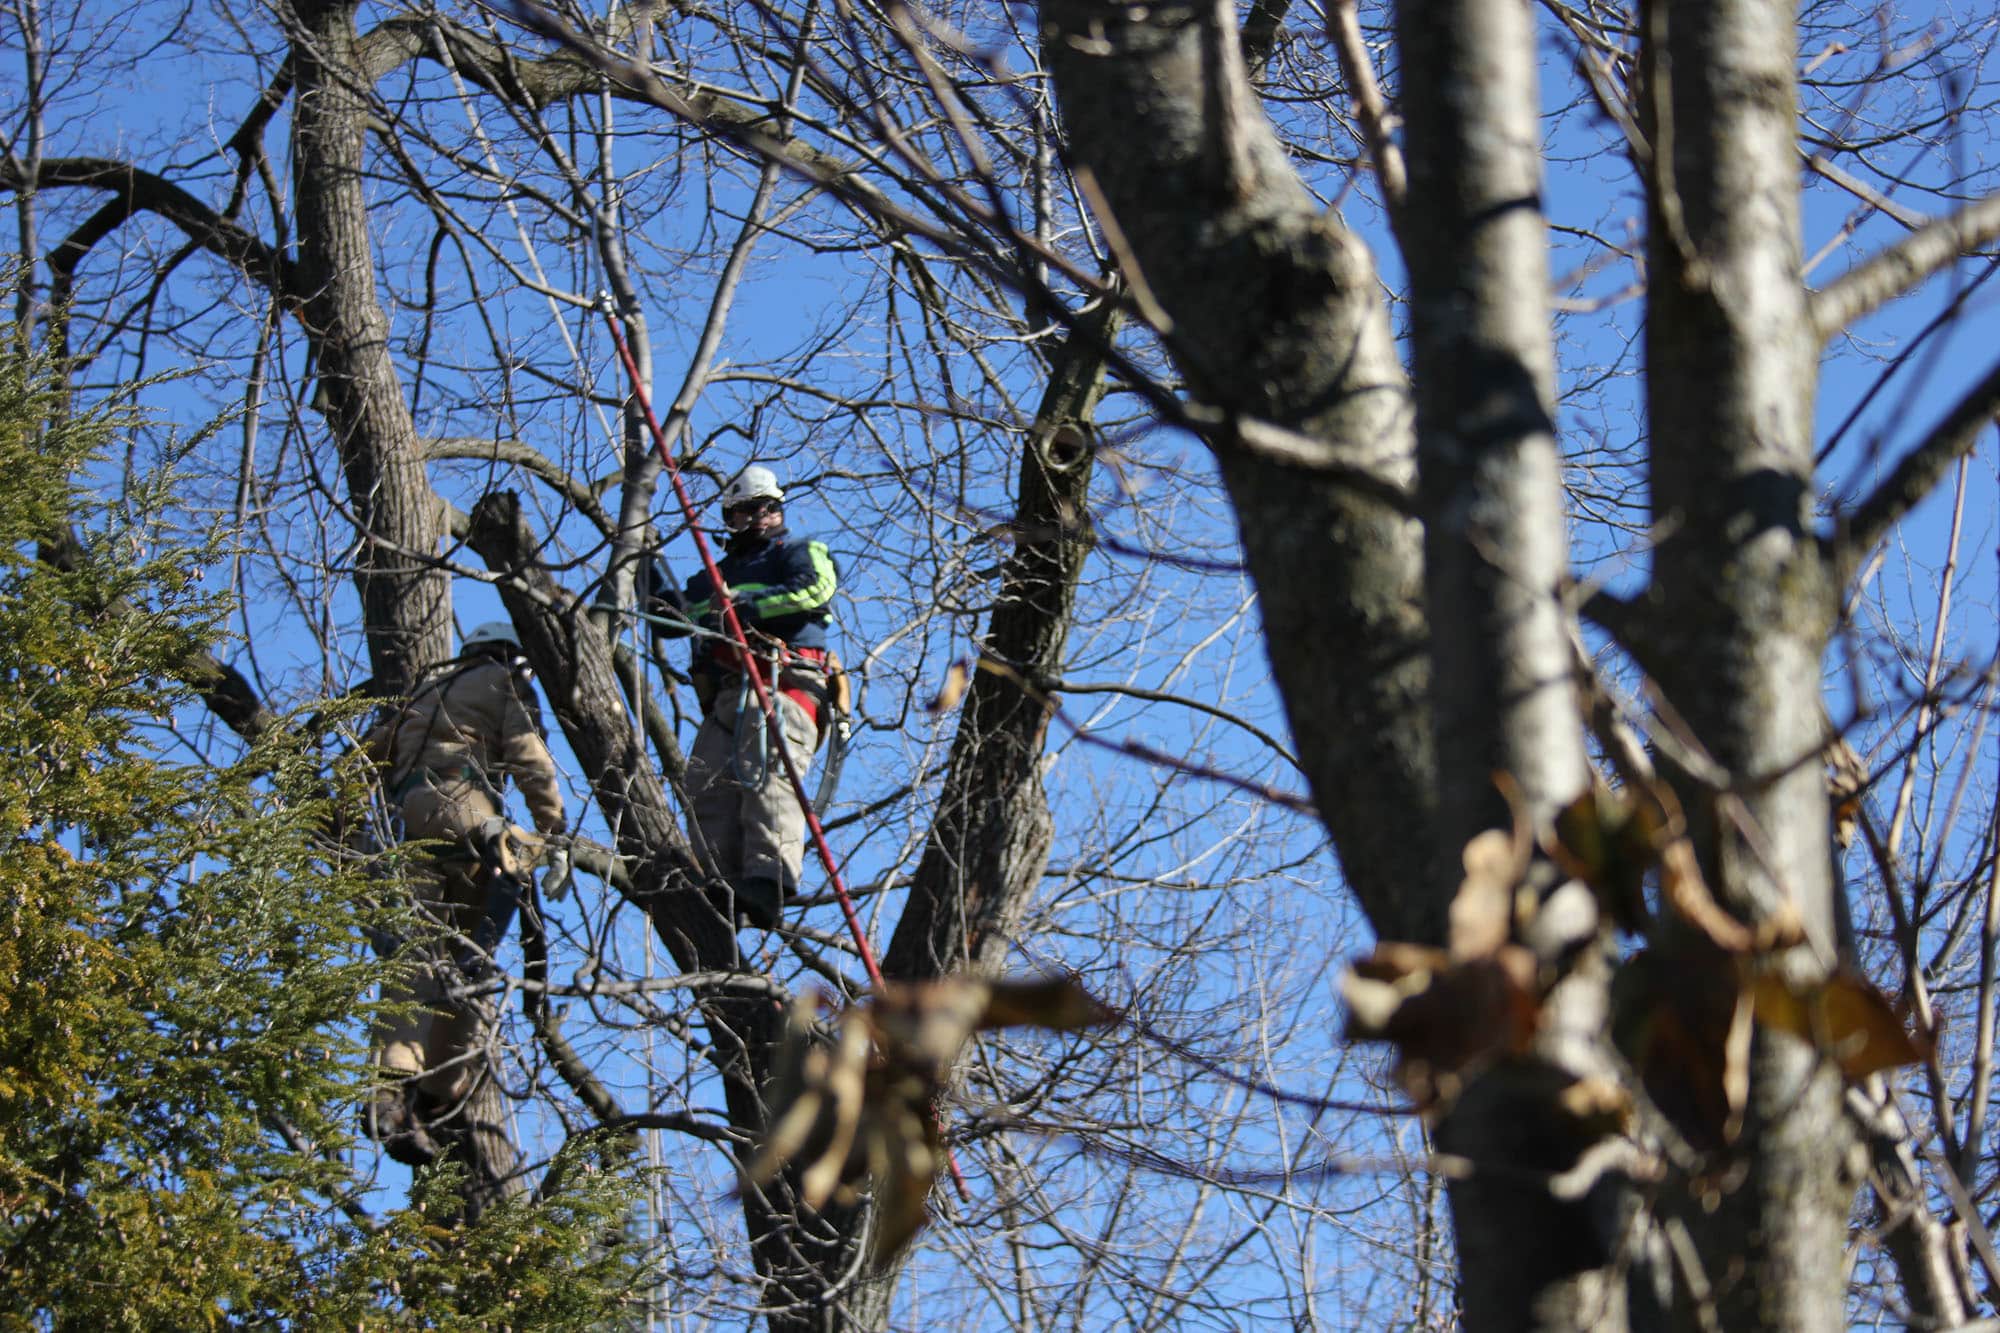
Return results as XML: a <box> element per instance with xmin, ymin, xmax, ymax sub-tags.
<box><xmin>370</xmin><ymin>776</ymin><xmax>501</xmax><ymax>1105</ymax></box>
<box><xmin>685</xmin><ymin>685</ymin><xmax>820</xmax><ymax>894</ymax></box>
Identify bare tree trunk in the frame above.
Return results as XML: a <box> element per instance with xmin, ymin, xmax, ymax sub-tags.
<box><xmin>884</xmin><ymin>294</ymin><xmax>1123</xmax><ymax>980</ymax></box>
<box><xmin>1641</xmin><ymin>0</ymin><xmax>1853</xmax><ymax>1325</ymax></box>
<box><xmin>1040</xmin><ymin>0</ymin><xmax>1444</xmax><ymax>943</ymax></box>
<box><xmin>1393</xmin><ymin>1</ymin><xmax>1612</xmax><ymax>1326</ymax></box>
<box><xmin>286</xmin><ymin>1</ymin><xmax>451</xmax><ymax>689</ymax></box>
<box><xmin>287</xmin><ymin>0</ymin><xmax>521</xmax><ymax>1207</ymax></box>
<box><xmin>795</xmin><ymin>297</ymin><xmax>1132</xmax><ymax>1330</ymax></box>
<box><xmin>286</xmin><ymin>0</ymin><xmax>451</xmax><ymax>693</ymax></box>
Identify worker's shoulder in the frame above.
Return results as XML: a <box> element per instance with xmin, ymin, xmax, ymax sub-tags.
<box><xmin>778</xmin><ymin>533</ymin><xmax>836</xmax><ymax>565</ymax></box>
<box><xmin>452</xmin><ymin>655</ymin><xmax>538</xmax><ymax>704</ymax></box>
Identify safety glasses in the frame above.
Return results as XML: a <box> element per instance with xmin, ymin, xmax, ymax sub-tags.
<box><xmin>723</xmin><ymin>498</ymin><xmax>780</xmax><ymax>525</ymax></box>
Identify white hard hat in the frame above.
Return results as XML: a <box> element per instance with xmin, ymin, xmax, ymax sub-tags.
<box><xmin>462</xmin><ymin>620</ymin><xmax>520</xmax><ymax>652</ymax></box>
<box><xmin>721</xmin><ymin>464</ymin><xmax>784</xmax><ymax>508</ymax></box>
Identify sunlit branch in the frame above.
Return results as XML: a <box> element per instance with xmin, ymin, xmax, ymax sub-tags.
<box><xmin>426</xmin><ymin>436</ymin><xmax>613</xmax><ymax>532</ymax></box>
<box><xmin>1810</xmin><ymin>189</ymin><xmax>2000</xmax><ymax>342</ymax></box>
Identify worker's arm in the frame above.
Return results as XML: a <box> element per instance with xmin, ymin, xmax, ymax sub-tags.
<box><xmin>641</xmin><ymin>557</ymin><xmax>694</xmax><ymax>638</ymax></box>
<box><xmin>491</xmin><ymin>668</ymin><xmax>568</xmax><ymax>835</ymax></box>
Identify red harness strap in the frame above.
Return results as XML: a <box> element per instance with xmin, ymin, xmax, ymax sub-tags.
<box><xmin>705</xmin><ymin>643</ymin><xmax>829</xmax><ymax>723</ymax></box>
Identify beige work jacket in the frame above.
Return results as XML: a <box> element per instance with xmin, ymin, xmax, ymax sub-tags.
<box><xmin>368</xmin><ymin>656</ymin><xmax>567</xmax><ymax>834</ymax></box>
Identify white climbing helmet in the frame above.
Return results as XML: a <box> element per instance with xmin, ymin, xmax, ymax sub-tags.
<box><xmin>462</xmin><ymin>620</ymin><xmax>520</xmax><ymax>653</ymax></box>
<box><xmin>720</xmin><ymin>464</ymin><xmax>784</xmax><ymax>509</ymax></box>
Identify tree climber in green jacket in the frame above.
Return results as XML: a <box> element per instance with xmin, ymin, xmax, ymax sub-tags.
<box><xmin>645</xmin><ymin>465</ymin><xmax>841</xmax><ymax>930</ymax></box>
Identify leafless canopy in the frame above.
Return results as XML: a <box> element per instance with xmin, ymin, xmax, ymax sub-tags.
<box><xmin>6</xmin><ymin>0</ymin><xmax>2000</xmax><ymax>1327</ymax></box>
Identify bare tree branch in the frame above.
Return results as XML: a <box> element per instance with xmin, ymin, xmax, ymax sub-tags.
<box><xmin>1828</xmin><ymin>355</ymin><xmax>2000</xmax><ymax>582</ymax></box>
<box><xmin>3</xmin><ymin>157</ymin><xmax>289</xmax><ymax>297</ymax></box>
<box><xmin>1810</xmin><ymin>189</ymin><xmax>2000</xmax><ymax>342</ymax></box>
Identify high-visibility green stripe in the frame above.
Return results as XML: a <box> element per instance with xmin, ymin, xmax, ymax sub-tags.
<box><xmin>690</xmin><ymin>583</ymin><xmax>772</xmax><ymax>624</ymax></box>
<box><xmin>750</xmin><ymin>542</ymin><xmax>836</xmax><ymax>619</ymax></box>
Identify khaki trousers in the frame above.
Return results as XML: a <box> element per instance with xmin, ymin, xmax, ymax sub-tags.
<box><xmin>685</xmin><ymin>686</ymin><xmax>819</xmax><ymax>893</ymax></box>
<box><xmin>370</xmin><ymin>777</ymin><xmax>500</xmax><ymax>1105</ymax></box>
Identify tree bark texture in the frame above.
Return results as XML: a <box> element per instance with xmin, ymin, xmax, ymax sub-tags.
<box><xmin>1040</xmin><ymin>0</ymin><xmax>1446</xmax><ymax>944</ymax></box>
<box><xmin>1394</xmin><ymin>1</ymin><xmax>1612</xmax><ymax>1327</ymax></box>
<box><xmin>1396</xmin><ymin>0</ymin><xmax>1587</xmax><ymax>844</ymax></box>
<box><xmin>287</xmin><ymin>0</ymin><xmax>451</xmax><ymax>696</ymax></box>
<box><xmin>1641</xmin><ymin>0</ymin><xmax>1852</xmax><ymax>1326</ymax></box>
<box><xmin>288</xmin><ymin>0</ymin><xmax>512</xmax><ymax>1206</ymax></box>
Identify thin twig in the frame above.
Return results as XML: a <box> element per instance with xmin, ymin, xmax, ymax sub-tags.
<box><xmin>1072</xmin><ymin>165</ymin><xmax>1173</xmax><ymax>334</ymax></box>
<box><xmin>1325</xmin><ymin>0</ymin><xmax>1406</xmax><ymax>216</ymax></box>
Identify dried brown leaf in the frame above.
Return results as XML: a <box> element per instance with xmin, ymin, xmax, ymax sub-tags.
<box><xmin>863</xmin><ymin>1082</ymin><xmax>944</xmax><ymax>1268</ymax></box>
<box><xmin>745</xmin><ymin>1008</ymin><xmax>872</xmax><ymax>1208</ymax></box>
<box><xmin>1545</xmin><ymin>780</ymin><xmax>1661</xmax><ymax>933</ymax></box>
<box><xmin>869</xmin><ymin>979</ymin><xmax>992</xmax><ymax>1076</ymax></box>
<box><xmin>1450</xmin><ymin>828</ymin><xmax>1520</xmax><ymax>960</ymax></box>
<box><xmin>1658</xmin><ymin>839</ymin><xmax>1757</xmax><ymax>955</ymax></box>
<box><xmin>926</xmin><ymin>658</ymin><xmax>971</xmax><ymax>713</ymax></box>
<box><xmin>1751</xmin><ymin>969</ymin><xmax>1931</xmax><ymax>1080</ymax></box>
<box><xmin>1612</xmin><ymin>945</ymin><xmax>1751</xmax><ymax>1148</ymax></box>
<box><xmin>749</xmin><ymin>975</ymin><xmax>1116</xmax><ymax>1270</ymax></box>
<box><xmin>978</xmin><ymin>976</ymin><xmax>1119</xmax><ymax>1032</ymax></box>
<box><xmin>1342</xmin><ymin>944</ymin><xmax>1539</xmax><ymax>1112</ymax></box>
<box><xmin>1555</xmin><ymin>1076</ymin><xmax>1636</xmax><ymax>1141</ymax></box>
<box><xmin>1826</xmin><ymin>736</ymin><xmax>1868</xmax><ymax>851</ymax></box>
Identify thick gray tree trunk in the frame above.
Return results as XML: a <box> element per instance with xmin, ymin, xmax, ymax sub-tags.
<box><xmin>287</xmin><ymin>0</ymin><xmax>451</xmax><ymax>694</ymax></box>
<box><xmin>1640</xmin><ymin>1</ymin><xmax>1852</xmax><ymax>1326</ymax></box>
<box><xmin>884</xmin><ymin>295</ymin><xmax>1122</xmax><ymax>980</ymax></box>
<box><xmin>1040</xmin><ymin>0</ymin><xmax>1444</xmax><ymax>943</ymax></box>
<box><xmin>1394</xmin><ymin>1</ymin><xmax>1611</xmax><ymax>1327</ymax></box>
<box><xmin>287</xmin><ymin>0</ymin><xmax>527</xmax><ymax>1211</ymax></box>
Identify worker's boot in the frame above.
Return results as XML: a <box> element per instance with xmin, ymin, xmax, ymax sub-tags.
<box><xmin>733</xmin><ymin>876</ymin><xmax>783</xmax><ymax>931</ymax></box>
<box><xmin>362</xmin><ymin>1084</ymin><xmax>439</xmax><ymax>1168</ymax></box>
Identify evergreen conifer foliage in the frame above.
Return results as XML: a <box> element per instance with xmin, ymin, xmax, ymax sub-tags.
<box><xmin>0</xmin><ymin>347</ymin><xmax>638</xmax><ymax>1327</ymax></box>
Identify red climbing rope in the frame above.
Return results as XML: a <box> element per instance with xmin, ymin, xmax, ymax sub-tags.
<box><xmin>602</xmin><ymin>305</ymin><xmax>885</xmax><ymax>990</ymax></box>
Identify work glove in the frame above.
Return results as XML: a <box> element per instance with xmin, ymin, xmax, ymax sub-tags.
<box><xmin>542</xmin><ymin>847</ymin><xmax>573</xmax><ymax>902</ymax></box>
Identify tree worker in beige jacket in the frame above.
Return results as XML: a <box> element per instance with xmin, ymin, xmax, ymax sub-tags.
<box><xmin>361</xmin><ymin>620</ymin><xmax>567</xmax><ymax>1167</ymax></box>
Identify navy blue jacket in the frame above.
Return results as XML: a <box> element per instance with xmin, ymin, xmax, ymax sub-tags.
<box><xmin>645</xmin><ymin>527</ymin><xmax>839</xmax><ymax>661</ymax></box>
